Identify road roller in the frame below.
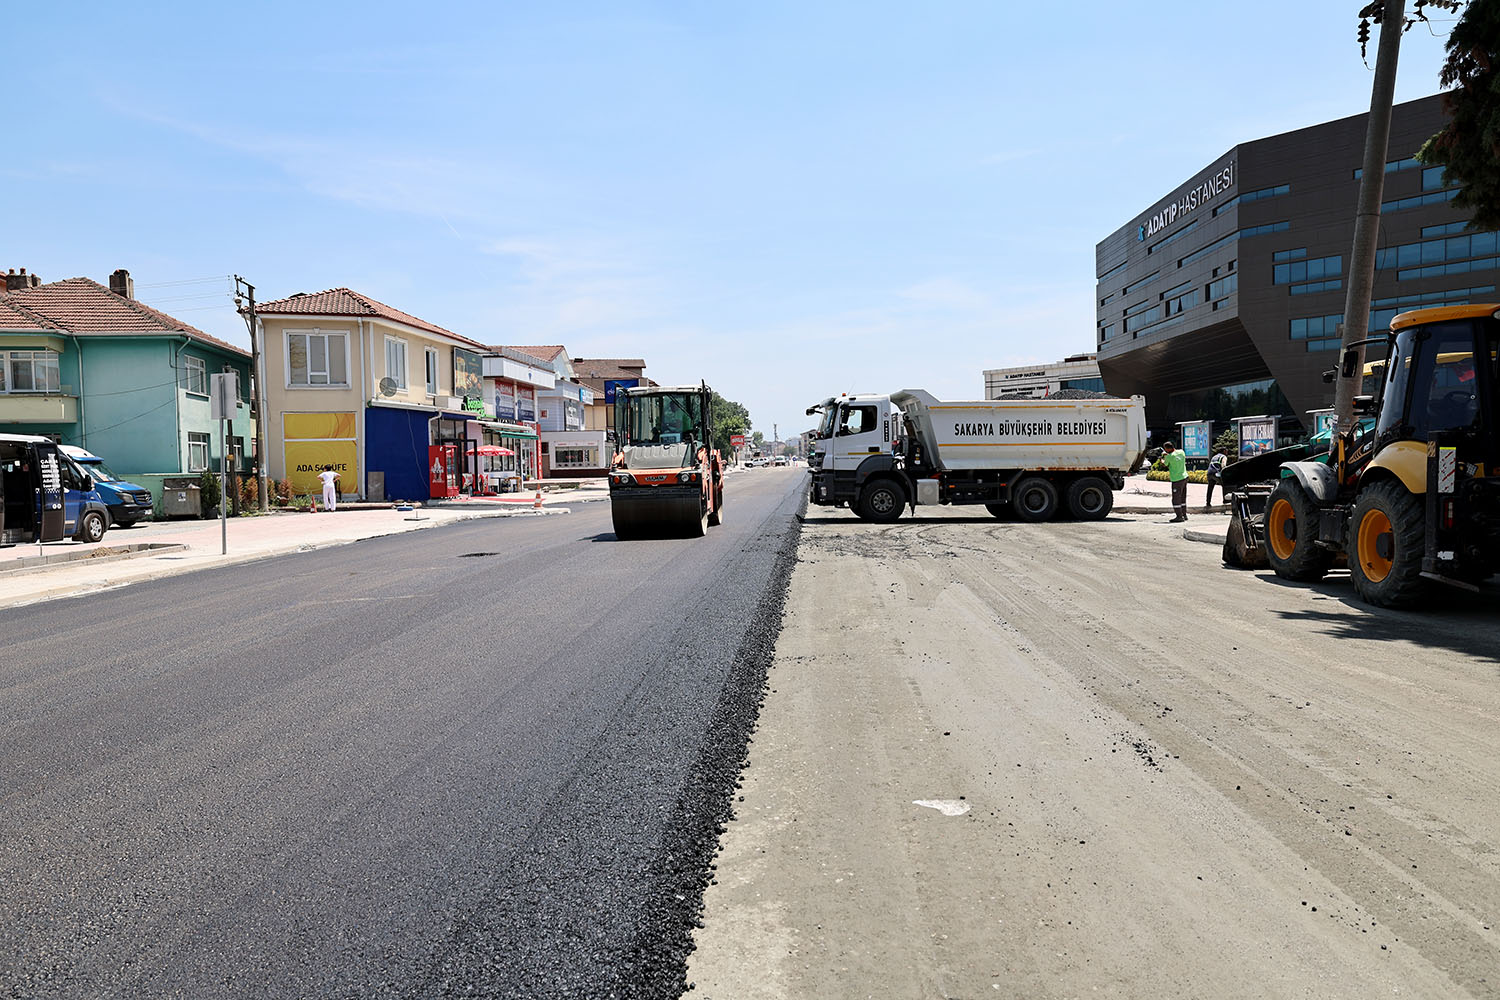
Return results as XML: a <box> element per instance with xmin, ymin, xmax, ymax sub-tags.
<box><xmin>608</xmin><ymin>381</ymin><xmax>724</xmax><ymax>538</ymax></box>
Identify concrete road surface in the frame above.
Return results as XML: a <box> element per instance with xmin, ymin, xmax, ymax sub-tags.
<box><xmin>690</xmin><ymin>503</ymin><xmax>1500</xmax><ymax>999</ymax></box>
<box><xmin>0</xmin><ymin>468</ymin><xmax>809</xmax><ymax>999</ymax></box>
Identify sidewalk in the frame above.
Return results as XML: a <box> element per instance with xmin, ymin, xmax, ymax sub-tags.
<box><xmin>0</xmin><ymin>484</ymin><xmax>606</xmax><ymax>609</ymax></box>
<box><xmin>1115</xmin><ymin>473</ymin><xmax>1231</xmax><ymax>547</ymax></box>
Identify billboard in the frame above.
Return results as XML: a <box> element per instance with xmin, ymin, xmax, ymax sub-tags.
<box><xmin>283</xmin><ymin>411</ymin><xmax>358</xmax><ymax>495</ymax></box>
<box><xmin>1236</xmin><ymin>415</ymin><xmax>1278</xmax><ymax>458</ymax></box>
<box><xmin>604</xmin><ymin>378</ymin><xmax>639</xmax><ymax>403</ymax></box>
<box><xmin>730</xmin><ymin>434</ymin><xmax>746</xmax><ymax>447</ymax></box>
<box><xmin>1178</xmin><ymin>420</ymin><xmax>1212</xmax><ymax>459</ymax></box>
<box><xmin>453</xmin><ymin>348</ymin><xmax>483</xmax><ymax>396</ymax></box>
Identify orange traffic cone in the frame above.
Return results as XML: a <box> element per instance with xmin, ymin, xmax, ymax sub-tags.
<box><xmin>533</xmin><ymin>490</ymin><xmax>543</xmax><ymax>510</ymax></box>
<box><xmin>311</xmin><ymin>494</ymin><xmax>318</xmax><ymax>513</ymax></box>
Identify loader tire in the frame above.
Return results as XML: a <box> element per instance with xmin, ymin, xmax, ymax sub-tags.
<box><xmin>1348</xmin><ymin>479</ymin><xmax>1428</xmax><ymax>608</ymax></box>
<box><xmin>859</xmin><ymin>479</ymin><xmax>905</xmax><ymax>523</ymax></box>
<box><xmin>1264</xmin><ymin>478</ymin><xmax>1332</xmax><ymax>582</ymax></box>
<box><xmin>1065</xmin><ymin>476</ymin><xmax>1113</xmax><ymax>520</ymax></box>
<box><xmin>1011</xmin><ymin>476</ymin><xmax>1059</xmax><ymax>523</ymax></box>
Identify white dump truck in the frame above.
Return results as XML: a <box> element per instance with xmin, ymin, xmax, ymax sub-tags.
<box><xmin>806</xmin><ymin>389</ymin><xmax>1148</xmax><ymax>522</ymax></box>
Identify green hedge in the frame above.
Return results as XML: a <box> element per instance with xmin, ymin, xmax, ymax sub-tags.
<box><xmin>1146</xmin><ymin>469</ymin><xmax>1208</xmax><ymax>484</ymax></box>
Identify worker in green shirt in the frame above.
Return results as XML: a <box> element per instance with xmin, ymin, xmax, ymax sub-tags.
<box><xmin>1162</xmin><ymin>441</ymin><xmax>1188</xmax><ymax>522</ymax></box>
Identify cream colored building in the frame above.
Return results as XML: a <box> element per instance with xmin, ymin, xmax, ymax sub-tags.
<box><xmin>256</xmin><ymin>288</ymin><xmax>491</xmax><ymax>501</ymax></box>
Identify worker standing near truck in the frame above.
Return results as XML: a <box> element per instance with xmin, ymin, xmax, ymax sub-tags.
<box><xmin>1162</xmin><ymin>442</ymin><xmax>1188</xmax><ymax>522</ymax></box>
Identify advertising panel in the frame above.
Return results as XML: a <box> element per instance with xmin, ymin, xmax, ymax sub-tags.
<box><xmin>563</xmin><ymin>397</ymin><xmax>584</xmax><ymax>431</ymax></box>
<box><xmin>517</xmin><ymin>386</ymin><xmax>536</xmax><ymax>421</ymax></box>
<box><xmin>1179</xmin><ymin>420</ymin><xmax>1211</xmax><ymax>459</ymax></box>
<box><xmin>1236</xmin><ymin>415</ymin><xmax>1278</xmax><ymax>458</ymax></box>
<box><xmin>494</xmin><ymin>382</ymin><xmax>516</xmax><ymax>420</ymax></box>
<box><xmin>730</xmin><ymin>433</ymin><xmax>746</xmax><ymax>448</ymax></box>
<box><xmin>604</xmin><ymin>378</ymin><xmax>639</xmax><ymax>403</ymax></box>
<box><xmin>283</xmin><ymin>411</ymin><xmax>358</xmax><ymax>495</ymax></box>
<box><xmin>453</xmin><ymin>348</ymin><xmax>483</xmax><ymax>397</ymax></box>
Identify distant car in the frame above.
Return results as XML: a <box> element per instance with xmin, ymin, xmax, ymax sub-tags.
<box><xmin>773</xmin><ymin>455</ymin><xmax>789</xmax><ymax>466</ymax></box>
<box><xmin>746</xmin><ymin>456</ymin><xmax>768</xmax><ymax>468</ymax></box>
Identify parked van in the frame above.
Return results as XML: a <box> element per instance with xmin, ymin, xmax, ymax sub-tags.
<box><xmin>60</xmin><ymin>445</ymin><xmax>155</xmax><ymax>527</ymax></box>
<box><xmin>0</xmin><ymin>434</ymin><xmax>110</xmax><ymax>545</ymax></box>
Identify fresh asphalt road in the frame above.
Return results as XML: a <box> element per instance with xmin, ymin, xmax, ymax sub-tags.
<box><xmin>0</xmin><ymin>468</ymin><xmax>807</xmax><ymax>1000</ymax></box>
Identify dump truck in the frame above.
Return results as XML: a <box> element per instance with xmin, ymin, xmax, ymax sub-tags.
<box><xmin>1225</xmin><ymin>303</ymin><xmax>1500</xmax><ymax>607</ymax></box>
<box><xmin>608</xmin><ymin>382</ymin><xmax>725</xmax><ymax>538</ymax></box>
<box><xmin>806</xmin><ymin>389</ymin><xmax>1148</xmax><ymax>522</ymax></box>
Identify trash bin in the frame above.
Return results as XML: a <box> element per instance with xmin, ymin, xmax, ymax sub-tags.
<box><xmin>161</xmin><ymin>477</ymin><xmax>202</xmax><ymax>519</ymax></box>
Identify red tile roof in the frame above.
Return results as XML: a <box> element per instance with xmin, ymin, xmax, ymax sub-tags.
<box><xmin>506</xmin><ymin>345</ymin><xmax>566</xmax><ymax>362</ymax></box>
<box><xmin>0</xmin><ymin>278</ymin><xmax>246</xmax><ymax>356</ymax></box>
<box><xmin>257</xmin><ymin>287</ymin><xmax>487</xmax><ymax>349</ymax></box>
<box><xmin>0</xmin><ymin>298</ymin><xmax>54</xmax><ymax>331</ymax></box>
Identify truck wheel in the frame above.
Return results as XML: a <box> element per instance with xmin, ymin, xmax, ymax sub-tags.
<box><xmin>77</xmin><ymin>510</ymin><xmax>106</xmax><ymax>543</ymax></box>
<box><xmin>1065</xmin><ymin>476</ymin><xmax>1113</xmax><ymax>520</ymax></box>
<box><xmin>984</xmin><ymin>502</ymin><xmax>1011</xmax><ymax>520</ymax></box>
<box><xmin>1264</xmin><ymin>479</ymin><xmax>1333</xmax><ymax>581</ymax></box>
<box><xmin>1349</xmin><ymin>479</ymin><xmax>1427</xmax><ymax>608</ymax></box>
<box><xmin>859</xmin><ymin>479</ymin><xmax>905</xmax><ymax>523</ymax></box>
<box><xmin>1010</xmin><ymin>477</ymin><xmax>1059</xmax><ymax>523</ymax></box>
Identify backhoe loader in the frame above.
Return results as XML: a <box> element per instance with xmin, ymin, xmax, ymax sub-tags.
<box><xmin>1223</xmin><ymin>303</ymin><xmax>1500</xmax><ymax>607</ymax></box>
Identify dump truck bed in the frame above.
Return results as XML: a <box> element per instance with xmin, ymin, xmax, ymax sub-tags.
<box><xmin>889</xmin><ymin>389</ymin><xmax>1148</xmax><ymax>473</ymax></box>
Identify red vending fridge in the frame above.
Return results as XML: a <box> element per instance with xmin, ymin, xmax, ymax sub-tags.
<box><xmin>428</xmin><ymin>444</ymin><xmax>459</xmax><ymax>499</ymax></box>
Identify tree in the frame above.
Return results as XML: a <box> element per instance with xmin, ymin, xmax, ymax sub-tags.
<box><xmin>1417</xmin><ymin>0</ymin><xmax>1500</xmax><ymax>228</ymax></box>
<box><xmin>710</xmin><ymin>391</ymin><xmax>751</xmax><ymax>456</ymax></box>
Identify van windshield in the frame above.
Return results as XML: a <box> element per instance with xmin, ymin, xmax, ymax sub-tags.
<box><xmin>79</xmin><ymin>459</ymin><xmax>123</xmax><ymax>482</ymax></box>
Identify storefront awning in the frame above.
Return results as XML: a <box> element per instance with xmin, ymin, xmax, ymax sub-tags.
<box><xmin>478</xmin><ymin>420</ymin><xmax>538</xmax><ymax>438</ymax></box>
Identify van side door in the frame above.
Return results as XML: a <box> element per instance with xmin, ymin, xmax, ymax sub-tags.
<box><xmin>33</xmin><ymin>443</ymin><xmax>66</xmax><ymax>542</ymax></box>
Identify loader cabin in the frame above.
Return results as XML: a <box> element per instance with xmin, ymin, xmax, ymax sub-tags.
<box><xmin>1373</xmin><ymin>304</ymin><xmax>1500</xmax><ymax>458</ymax></box>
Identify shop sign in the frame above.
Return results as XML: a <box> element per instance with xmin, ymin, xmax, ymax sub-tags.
<box><xmin>1139</xmin><ymin>161</ymin><xmax>1235</xmax><ymax>240</ymax></box>
<box><xmin>517</xmin><ymin>386</ymin><xmax>536</xmax><ymax>421</ymax></box>
<box><xmin>563</xmin><ymin>397</ymin><xmax>584</xmax><ymax>431</ymax></box>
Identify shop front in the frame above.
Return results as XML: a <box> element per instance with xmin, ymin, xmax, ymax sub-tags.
<box><xmin>475</xmin><ymin>420</ymin><xmax>538</xmax><ymax>492</ymax></box>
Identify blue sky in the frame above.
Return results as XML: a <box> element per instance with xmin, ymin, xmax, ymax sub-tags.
<box><xmin>8</xmin><ymin>2</ymin><xmax>1460</xmax><ymax>441</ymax></box>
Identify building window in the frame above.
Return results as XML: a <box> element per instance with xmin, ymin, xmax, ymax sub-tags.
<box><xmin>385</xmin><ymin>336</ymin><xmax>408</xmax><ymax>390</ymax></box>
<box><xmin>2</xmin><ymin>349</ymin><xmax>61</xmax><ymax>393</ymax></box>
<box><xmin>1059</xmin><ymin>377</ymin><xmax>1106</xmax><ymax>393</ymax></box>
<box><xmin>187</xmin><ymin>432</ymin><xmax>211</xmax><ymax>472</ymax></box>
<box><xmin>1353</xmin><ymin>156</ymin><xmax>1421</xmax><ymax>180</ymax></box>
<box><xmin>1289</xmin><ymin>279</ymin><xmax>1342</xmax><ymax>295</ymax></box>
<box><xmin>1147</xmin><ymin>220</ymin><xmax>1199</xmax><ymax>256</ymax></box>
<box><xmin>1382</xmin><ymin>188</ymin><xmax>1459</xmax><ymax>213</ymax></box>
<box><xmin>1272</xmin><ymin>247</ymin><xmax>1307</xmax><ymax>263</ymax></box>
<box><xmin>1422</xmin><ymin>166</ymin><xmax>1448</xmax><ymax>191</ymax></box>
<box><xmin>1122</xmin><ymin>270</ymin><xmax>1160</xmax><ymax>295</ymax></box>
<box><xmin>1207</xmin><ymin>273</ymin><xmax>1238</xmax><ymax>302</ymax></box>
<box><xmin>184</xmin><ymin>355</ymin><xmax>207</xmax><ymax>395</ymax></box>
<box><xmin>1211</xmin><ymin>183</ymin><xmax>1290</xmax><ymax>217</ymax></box>
<box><xmin>1274</xmin><ymin>255</ymin><xmax>1341</xmax><ymax>285</ymax></box>
<box><xmin>1289</xmin><ymin>314</ymin><xmax>1343</xmax><ymax>340</ymax></box>
<box><xmin>1377</xmin><ymin>229</ymin><xmax>1500</xmax><ymax>275</ymax></box>
<box><xmin>425</xmin><ymin>347</ymin><xmax>439</xmax><ymax>396</ymax></box>
<box><xmin>552</xmin><ymin>445</ymin><xmax>599</xmax><ymax>469</ymax></box>
<box><xmin>286</xmin><ymin>331</ymin><xmax>349</xmax><ymax>387</ymax></box>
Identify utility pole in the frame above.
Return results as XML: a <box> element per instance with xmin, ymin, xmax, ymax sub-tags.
<box><xmin>1335</xmin><ymin>0</ymin><xmax>1405</xmax><ymax>434</ymax></box>
<box><xmin>773</xmin><ymin>423</ymin><xmax>779</xmax><ymax>456</ymax></box>
<box><xmin>234</xmin><ymin>276</ymin><xmax>270</xmax><ymax>512</ymax></box>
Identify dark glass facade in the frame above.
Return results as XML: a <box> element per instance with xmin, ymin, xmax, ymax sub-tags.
<box><xmin>1095</xmin><ymin>94</ymin><xmax>1500</xmax><ymax>439</ymax></box>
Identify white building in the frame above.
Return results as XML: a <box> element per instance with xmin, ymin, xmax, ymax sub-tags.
<box><xmin>983</xmin><ymin>353</ymin><xmax>1104</xmax><ymax>399</ymax></box>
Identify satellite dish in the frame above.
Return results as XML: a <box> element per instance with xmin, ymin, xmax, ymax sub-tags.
<box><xmin>378</xmin><ymin>377</ymin><xmax>398</xmax><ymax>397</ymax></box>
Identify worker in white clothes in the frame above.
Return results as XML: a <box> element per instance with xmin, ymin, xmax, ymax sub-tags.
<box><xmin>317</xmin><ymin>465</ymin><xmax>341</xmax><ymax>512</ymax></box>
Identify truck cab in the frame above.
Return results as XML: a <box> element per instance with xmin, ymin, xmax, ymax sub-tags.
<box><xmin>806</xmin><ymin>393</ymin><xmax>900</xmax><ymax>510</ymax></box>
<box><xmin>0</xmin><ymin>434</ymin><xmax>111</xmax><ymax>545</ymax></box>
<box><xmin>59</xmin><ymin>445</ymin><xmax>155</xmax><ymax>527</ymax></box>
